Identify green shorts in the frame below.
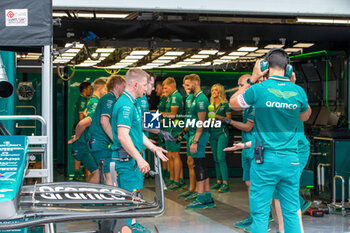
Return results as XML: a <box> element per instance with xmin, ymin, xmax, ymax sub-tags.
<box><xmin>71</xmin><ymin>141</ymin><xmax>98</xmax><ymax>173</ymax></box>
<box><xmin>91</xmin><ymin>149</ymin><xmax>113</xmax><ymax>173</ymax></box>
<box><xmin>165</xmin><ymin>140</ymin><xmax>181</xmax><ymax>152</ymax></box>
<box><xmin>188</xmin><ymin>132</ymin><xmax>209</xmax><ymax>159</ymax></box>
<box><xmin>114</xmin><ymin>158</ymin><xmax>144</xmax><ymax>191</ymax></box>
<box><xmin>241</xmin><ymin>148</ymin><xmax>254</xmax><ymax>181</ymax></box>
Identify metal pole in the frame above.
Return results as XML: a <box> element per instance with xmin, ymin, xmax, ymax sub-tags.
<box><xmin>42</xmin><ymin>45</ymin><xmax>53</xmax><ymax>183</ymax></box>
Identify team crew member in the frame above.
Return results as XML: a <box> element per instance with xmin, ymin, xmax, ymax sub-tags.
<box><xmin>69</xmin><ymin>79</ymin><xmax>107</xmax><ymax>181</ymax></box>
<box><xmin>72</xmin><ymin>82</ymin><xmax>92</xmax><ymax>180</ymax></box>
<box><xmin>230</xmin><ymin>48</ymin><xmax>311</xmax><ymax>233</ymax></box>
<box><xmin>111</xmin><ymin>69</ymin><xmax>168</xmax><ymax>232</ymax></box>
<box><xmin>161</xmin><ymin>77</ymin><xmax>185</xmax><ymax>191</ymax></box>
<box><xmin>155</xmin><ymin>80</ymin><xmax>169</xmax><ymax>179</ymax></box>
<box><xmin>222</xmin><ymin>74</ymin><xmax>256</xmax><ymax>228</ymax></box>
<box><xmin>178</xmin><ymin>76</ymin><xmax>196</xmax><ymax>200</ymax></box>
<box><xmin>89</xmin><ymin>75</ymin><xmax>125</xmax><ymax>185</ymax></box>
<box><xmin>184</xmin><ymin>74</ymin><xmax>215</xmax><ymax>209</ymax></box>
<box><xmin>70</xmin><ymin>107</ymin><xmax>99</xmax><ymax>183</ymax></box>
<box><xmin>209</xmin><ymin>83</ymin><xmax>231</xmax><ymax>193</ymax></box>
<box><xmin>274</xmin><ymin>73</ymin><xmax>311</xmax><ymax>233</ymax></box>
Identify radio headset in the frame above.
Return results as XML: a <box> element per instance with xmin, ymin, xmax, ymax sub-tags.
<box><xmin>260</xmin><ymin>48</ymin><xmax>293</xmax><ymax>78</ymax></box>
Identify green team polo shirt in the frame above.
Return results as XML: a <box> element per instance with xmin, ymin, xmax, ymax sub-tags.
<box><xmin>158</xmin><ymin>96</ymin><xmax>167</xmax><ymax>112</ymax></box>
<box><xmin>137</xmin><ymin>94</ymin><xmax>149</xmax><ymax>138</ymax></box>
<box><xmin>86</xmin><ymin>94</ymin><xmax>99</xmax><ymax>118</ymax></box>
<box><xmin>211</xmin><ymin>102</ymin><xmax>231</xmax><ymax>135</ymax></box>
<box><xmin>188</xmin><ymin>90</ymin><xmax>209</xmax><ymax>136</ymax></box>
<box><xmin>164</xmin><ymin>90</ymin><xmax>183</xmax><ymax>135</ymax></box>
<box><xmin>77</xmin><ymin>97</ymin><xmax>100</xmax><ymax>144</ymax></box>
<box><xmin>240</xmin><ymin>75</ymin><xmax>309</xmax><ymax>152</ymax></box>
<box><xmin>111</xmin><ymin>90</ymin><xmax>143</xmax><ymax>154</ymax></box>
<box><xmin>89</xmin><ymin>92</ymin><xmax>117</xmax><ymax>147</ymax></box>
<box><xmin>241</xmin><ymin>106</ymin><xmax>255</xmax><ymax>143</ymax></box>
<box><xmin>74</xmin><ymin>95</ymin><xmax>88</xmax><ymax>127</ymax></box>
<box><xmin>297</xmin><ymin>120</ymin><xmax>309</xmax><ymax>152</ymax></box>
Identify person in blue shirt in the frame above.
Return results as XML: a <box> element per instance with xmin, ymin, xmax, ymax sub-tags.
<box><xmin>229</xmin><ymin>48</ymin><xmax>311</xmax><ymax>233</ymax></box>
<box><xmin>111</xmin><ymin>68</ymin><xmax>168</xmax><ymax>233</ymax></box>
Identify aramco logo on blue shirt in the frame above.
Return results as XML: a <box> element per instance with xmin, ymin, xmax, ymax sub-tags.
<box><xmin>144</xmin><ymin>110</ymin><xmax>161</xmax><ymax>129</ymax></box>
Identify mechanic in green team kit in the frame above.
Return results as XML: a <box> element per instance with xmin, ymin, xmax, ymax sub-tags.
<box><xmin>209</xmin><ymin>83</ymin><xmax>231</xmax><ymax>193</ymax></box>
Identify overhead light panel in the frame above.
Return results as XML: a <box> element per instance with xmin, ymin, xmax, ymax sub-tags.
<box><xmin>297</xmin><ymin>17</ymin><xmax>350</xmax><ymax>24</ymax></box>
<box><xmin>91</xmin><ymin>53</ymin><xmax>111</xmax><ymax>57</ymax></box>
<box><xmin>95</xmin><ymin>13</ymin><xmax>129</xmax><ymax>19</ymax></box>
<box><xmin>198</xmin><ymin>50</ymin><xmax>218</xmax><ymax>55</ymax></box>
<box><xmin>152</xmin><ymin>60</ymin><xmax>171</xmax><ymax>64</ymax></box>
<box><xmin>53</xmin><ymin>12</ymin><xmax>67</xmax><ymax>17</ymax></box>
<box><xmin>158</xmin><ymin>56</ymin><xmax>177</xmax><ymax>60</ymax></box>
<box><xmin>221</xmin><ymin>56</ymin><xmax>239</xmax><ymax>60</ymax></box>
<box><xmin>164</xmin><ymin>51</ymin><xmax>185</xmax><ymax>56</ymax></box>
<box><xmin>191</xmin><ymin>55</ymin><xmax>209</xmax><ymax>59</ymax></box>
<box><xmin>184</xmin><ymin>59</ymin><xmax>202</xmax><ymax>62</ymax></box>
<box><xmin>130</xmin><ymin>50</ymin><xmax>150</xmax><ymax>56</ymax></box>
<box><xmin>66</xmin><ymin>49</ymin><xmax>81</xmax><ymax>53</ymax></box>
<box><xmin>246</xmin><ymin>53</ymin><xmax>263</xmax><ymax>57</ymax></box>
<box><xmin>114</xmin><ymin>62</ymin><xmax>133</xmax><ymax>66</ymax></box>
<box><xmin>229</xmin><ymin>52</ymin><xmax>248</xmax><ymax>56</ymax></box>
<box><xmin>238</xmin><ymin>47</ymin><xmax>258</xmax><ymax>52</ymax></box>
<box><xmin>53</xmin><ymin>59</ymin><xmax>70</xmax><ymax>63</ymax></box>
<box><xmin>61</xmin><ymin>53</ymin><xmax>76</xmax><ymax>57</ymax></box>
<box><xmin>285</xmin><ymin>48</ymin><xmax>303</xmax><ymax>53</ymax></box>
<box><xmin>293</xmin><ymin>43</ymin><xmax>314</xmax><ymax>48</ymax></box>
<box><xmin>65</xmin><ymin>43</ymin><xmax>84</xmax><ymax>48</ymax></box>
<box><xmin>199</xmin><ymin>62</ymin><xmax>211</xmax><ymax>66</ymax></box>
<box><xmin>217</xmin><ymin>52</ymin><xmax>225</xmax><ymax>56</ymax></box>
<box><xmin>125</xmin><ymin>56</ymin><xmax>144</xmax><ymax>60</ymax></box>
<box><xmin>255</xmin><ymin>49</ymin><xmax>270</xmax><ymax>54</ymax></box>
<box><xmin>177</xmin><ymin>62</ymin><xmax>195</xmax><ymax>65</ymax></box>
<box><xmin>54</xmin><ymin>57</ymin><xmax>72</xmax><ymax>60</ymax></box>
<box><xmin>264</xmin><ymin>44</ymin><xmax>284</xmax><ymax>49</ymax></box>
<box><xmin>106</xmin><ymin>65</ymin><xmax>127</xmax><ymax>69</ymax></box>
<box><xmin>96</xmin><ymin>48</ymin><xmax>115</xmax><ymax>53</ymax></box>
<box><xmin>119</xmin><ymin>59</ymin><xmax>138</xmax><ymax>63</ymax></box>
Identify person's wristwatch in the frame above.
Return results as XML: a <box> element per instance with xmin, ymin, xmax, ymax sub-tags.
<box><xmin>247</xmin><ymin>78</ymin><xmax>254</xmax><ymax>85</ymax></box>
<box><xmin>243</xmin><ymin>142</ymin><xmax>248</xmax><ymax>149</ymax></box>
<box><xmin>192</xmin><ymin>140</ymin><xmax>198</xmax><ymax>144</ymax></box>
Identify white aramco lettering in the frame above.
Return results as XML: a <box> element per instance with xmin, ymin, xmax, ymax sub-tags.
<box><xmin>266</xmin><ymin>101</ymin><xmax>297</xmax><ymax>110</ymax></box>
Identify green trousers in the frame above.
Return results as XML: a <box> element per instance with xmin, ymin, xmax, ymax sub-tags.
<box><xmin>250</xmin><ymin>150</ymin><xmax>301</xmax><ymax>233</ymax></box>
<box><xmin>209</xmin><ymin>131</ymin><xmax>229</xmax><ymax>182</ymax></box>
